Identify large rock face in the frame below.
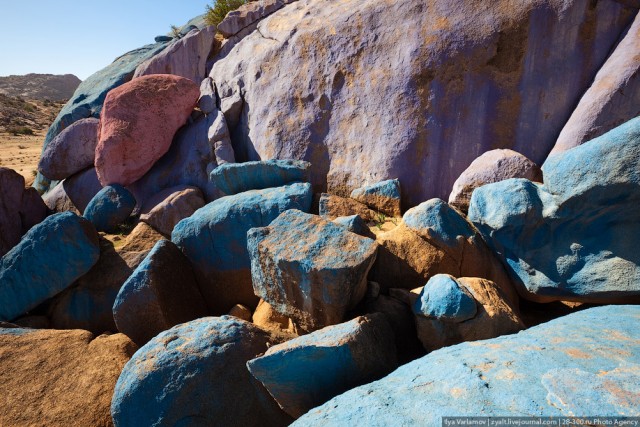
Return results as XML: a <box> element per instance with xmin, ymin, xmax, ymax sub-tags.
<box><xmin>0</xmin><ymin>212</ymin><xmax>100</xmax><ymax>321</ymax></box>
<box><xmin>210</xmin><ymin>0</ymin><xmax>635</xmax><ymax>207</ymax></box>
<box><xmin>249</xmin><ymin>210</ymin><xmax>378</xmax><ymax>332</ymax></box>
<box><xmin>95</xmin><ymin>74</ymin><xmax>199</xmax><ymax>186</ymax></box>
<box><xmin>172</xmin><ymin>182</ymin><xmax>313</xmax><ymax>313</ymax></box>
<box><xmin>469</xmin><ymin>118</ymin><xmax>640</xmax><ymax>303</ymax></box>
<box><xmin>111</xmin><ymin>316</ymin><xmax>291</xmax><ymax>427</ymax></box>
<box><xmin>548</xmin><ymin>12</ymin><xmax>640</xmax><ymax>157</ymax></box>
<box><xmin>0</xmin><ymin>328</ymin><xmax>136</xmax><ymax>427</ymax></box>
<box><xmin>294</xmin><ymin>305</ymin><xmax>640</xmax><ymax>424</ymax></box>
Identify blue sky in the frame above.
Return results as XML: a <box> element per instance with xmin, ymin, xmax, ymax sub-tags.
<box><xmin>0</xmin><ymin>1</ymin><xmax>212</xmax><ymax>80</ymax></box>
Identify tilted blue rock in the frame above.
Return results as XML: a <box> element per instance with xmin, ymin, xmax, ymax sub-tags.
<box><xmin>84</xmin><ymin>185</ymin><xmax>136</xmax><ymax>233</ymax></box>
<box><xmin>350</xmin><ymin>178</ymin><xmax>401</xmax><ymax>217</ymax></box>
<box><xmin>332</xmin><ymin>214</ymin><xmax>371</xmax><ymax>237</ymax></box>
<box><xmin>468</xmin><ymin>117</ymin><xmax>640</xmax><ymax>303</ymax></box>
<box><xmin>247</xmin><ymin>314</ymin><xmax>396</xmax><ymax>418</ymax></box>
<box><xmin>413</xmin><ymin>274</ymin><xmax>477</xmax><ymax>322</ymax></box>
<box><xmin>0</xmin><ymin>212</ymin><xmax>100</xmax><ymax>321</ymax></box>
<box><xmin>210</xmin><ymin>159</ymin><xmax>311</xmax><ymax>196</ymax></box>
<box><xmin>403</xmin><ymin>198</ymin><xmax>475</xmax><ymax>248</ymax></box>
<box><xmin>111</xmin><ymin>316</ymin><xmax>292</xmax><ymax>427</ymax></box>
<box><xmin>294</xmin><ymin>305</ymin><xmax>640</xmax><ymax>425</ymax></box>
<box><xmin>34</xmin><ymin>41</ymin><xmax>170</xmax><ymax>193</ymax></box>
<box><xmin>172</xmin><ymin>182</ymin><xmax>313</xmax><ymax>313</ymax></box>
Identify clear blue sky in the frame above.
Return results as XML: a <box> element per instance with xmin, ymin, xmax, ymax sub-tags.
<box><xmin>0</xmin><ymin>0</ymin><xmax>212</xmax><ymax>80</ymax></box>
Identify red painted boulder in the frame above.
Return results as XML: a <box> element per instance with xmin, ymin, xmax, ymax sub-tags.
<box><xmin>95</xmin><ymin>75</ymin><xmax>199</xmax><ymax>186</ymax></box>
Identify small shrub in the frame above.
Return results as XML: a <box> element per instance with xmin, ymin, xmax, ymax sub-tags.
<box><xmin>8</xmin><ymin>126</ymin><xmax>34</xmax><ymax>136</ymax></box>
<box><xmin>169</xmin><ymin>24</ymin><xmax>181</xmax><ymax>38</ymax></box>
<box><xmin>205</xmin><ymin>0</ymin><xmax>248</xmax><ymax>26</ymax></box>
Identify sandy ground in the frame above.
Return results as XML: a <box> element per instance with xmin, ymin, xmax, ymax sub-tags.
<box><xmin>0</xmin><ymin>131</ymin><xmax>44</xmax><ymax>185</ymax></box>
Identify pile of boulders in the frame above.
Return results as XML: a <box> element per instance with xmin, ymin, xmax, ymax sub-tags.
<box><xmin>1</xmin><ymin>1</ymin><xmax>639</xmax><ymax>425</ymax></box>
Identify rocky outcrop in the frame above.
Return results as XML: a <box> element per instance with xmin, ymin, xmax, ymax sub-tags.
<box><xmin>95</xmin><ymin>75</ymin><xmax>199</xmax><ymax>186</ymax></box>
<box><xmin>0</xmin><ymin>73</ymin><xmax>81</xmax><ymax>101</ymax></box>
<box><xmin>38</xmin><ymin>118</ymin><xmax>99</xmax><ymax>180</ymax></box>
<box><xmin>448</xmin><ymin>149</ymin><xmax>542</xmax><ymax>213</ymax></box>
<box><xmin>469</xmin><ymin>117</ymin><xmax>640</xmax><ymax>303</ymax></box>
<box><xmin>247</xmin><ymin>314</ymin><xmax>396</xmax><ymax>418</ymax></box>
<box><xmin>217</xmin><ymin>0</ymin><xmax>298</xmax><ymax>38</ymax></box>
<box><xmin>133</xmin><ymin>26</ymin><xmax>216</xmax><ymax>83</ymax></box>
<box><xmin>113</xmin><ymin>240</ymin><xmax>208</xmax><ymax>346</ymax></box>
<box><xmin>294</xmin><ymin>305</ymin><xmax>640</xmax><ymax>424</ymax></box>
<box><xmin>210</xmin><ymin>0</ymin><xmax>635</xmax><ymax>207</ymax></box>
<box><xmin>0</xmin><ymin>212</ymin><xmax>99</xmax><ymax>321</ymax></box>
<box><xmin>111</xmin><ymin>316</ymin><xmax>292</xmax><ymax>427</ymax></box>
<box><xmin>0</xmin><ymin>328</ymin><xmax>136</xmax><ymax>427</ymax></box>
<box><xmin>172</xmin><ymin>182</ymin><xmax>313</xmax><ymax>313</ymax></box>
<box><xmin>249</xmin><ymin>209</ymin><xmax>378</xmax><ymax>332</ymax></box>
<box><xmin>549</xmin><ymin>13</ymin><xmax>640</xmax><ymax>157</ymax></box>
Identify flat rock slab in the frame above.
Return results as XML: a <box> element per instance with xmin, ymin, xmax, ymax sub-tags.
<box><xmin>448</xmin><ymin>149</ymin><xmax>542</xmax><ymax>213</ymax></box>
<box><xmin>210</xmin><ymin>159</ymin><xmax>310</xmax><ymax>196</ymax></box>
<box><xmin>294</xmin><ymin>305</ymin><xmax>640</xmax><ymax>424</ymax></box>
<box><xmin>84</xmin><ymin>185</ymin><xmax>136</xmax><ymax>233</ymax></box>
<box><xmin>113</xmin><ymin>240</ymin><xmax>208</xmax><ymax>346</ymax></box>
<box><xmin>172</xmin><ymin>182</ymin><xmax>313</xmax><ymax>313</ymax></box>
<box><xmin>95</xmin><ymin>74</ymin><xmax>199</xmax><ymax>186</ymax></box>
<box><xmin>0</xmin><ymin>328</ymin><xmax>136</xmax><ymax>427</ymax></box>
<box><xmin>248</xmin><ymin>209</ymin><xmax>378</xmax><ymax>332</ymax></box>
<box><xmin>350</xmin><ymin>179</ymin><xmax>401</xmax><ymax>217</ymax></box>
<box><xmin>111</xmin><ymin>316</ymin><xmax>291</xmax><ymax>427</ymax></box>
<box><xmin>247</xmin><ymin>314</ymin><xmax>396</xmax><ymax>418</ymax></box>
<box><xmin>469</xmin><ymin>117</ymin><xmax>640</xmax><ymax>303</ymax></box>
<box><xmin>0</xmin><ymin>212</ymin><xmax>100</xmax><ymax>321</ymax></box>
<box><xmin>38</xmin><ymin>117</ymin><xmax>100</xmax><ymax>180</ymax></box>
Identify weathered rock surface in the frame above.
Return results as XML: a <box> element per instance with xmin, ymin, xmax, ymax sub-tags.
<box><xmin>210</xmin><ymin>0</ymin><xmax>635</xmax><ymax>207</ymax></box>
<box><xmin>247</xmin><ymin>314</ymin><xmax>396</xmax><ymax>418</ymax></box>
<box><xmin>0</xmin><ymin>168</ymin><xmax>48</xmax><ymax>256</ymax></box>
<box><xmin>38</xmin><ymin>118</ymin><xmax>100</xmax><ymax>180</ymax></box>
<box><xmin>469</xmin><ymin>118</ymin><xmax>640</xmax><ymax>303</ymax></box>
<box><xmin>113</xmin><ymin>240</ymin><xmax>208</xmax><ymax>346</ymax></box>
<box><xmin>48</xmin><ymin>237</ymin><xmax>132</xmax><ymax>334</ymax></box>
<box><xmin>370</xmin><ymin>199</ymin><xmax>517</xmax><ymax>305</ymax></box>
<box><xmin>249</xmin><ymin>209</ymin><xmax>378</xmax><ymax>332</ymax></box>
<box><xmin>229</xmin><ymin>304</ymin><xmax>253</xmax><ymax>322</ymax></box>
<box><xmin>198</xmin><ymin>77</ymin><xmax>217</xmax><ymax>113</ymax></box>
<box><xmin>134</xmin><ymin>26</ymin><xmax>216</xmax><ymax>83</ymax></box>
<box><xmin>63</xmin><ymin>167</ymin><xmax>103</xmax><ymax>214</ymax></box>
<box><xmin>294</xmin><ymin>305</ymin><xmax>640</xmax><ymax>424</ymax></box>
<box><xmin>413</xmin><ymin>275</ymin><xmax>524</xmax><ymax>351</ymax></box>
<box><xmin>448</xmin><ymin>149</ymin><xmax>542</xmax><ymax>213</ymax></box>
<box><xmin>0</xmin><ymin>212</ymin><xmax>99</xmax><ymax>321</ymax></box>
<box><xmin>129</xmin><ymin>111</ymin><xmax>223</xmax><ymax>205</ymax></box>
<box><xmin>549</xmin><ymin>13</ymin><xmax>640</xmax><ymax>157</ymax></box>
<box><xmin>172</xmin><ymin>182</ymin><xmax>313</xmax><ymax>313</ymax></box>
<box><xmin>95</xmin><ymin>74</ymin><xmax>199</xmax><ymax>186</ymax></box>
<box><xmin>210</xmin><ymin>159</ymin><xmax>310</xmax><ymax>195</ymax></box>
<box><xmin>139</xmin><ymin>185</ymin><xmax>205</xmax><ymax>236</ymax></box>
<box><xmin>116</xmin><ymin>222</ymin><xmax>166</xmax><ymax>269</ymax></box>
<box><xmin>217</xmin><ymin>0</ymin><xmax>297</xmax><ymax>37</ymax></box>
<box><xmin>111</xmin><ymin>316</ymin><xmax>292</xmax><ymax>427</ymax></box>
<box><xmin>319</xmin><ymin>193</ymin><xmax>379</xmax><ymax>223</ymax></box>
<box><xmin>0</xmin><ymin>328</ymin><xmax>136</xmax><ymax>427</ymax></box>
<box><xmin>350</xmin><ymin>179</ymin><xmax>401</xmax><ymax>217</ymax></box>
<box><xmin>332</xmin><ymin>214</ymin><xmax>373</xmax><ymax>238</ymax></box>
<box><xmin>43</xmin><ymin>181</ymin><xmax>79</xmax><ymax>214</ymax></box>
<box><xmin>84</xmin><ymin>185</ymin><xmax>136</xmax><ymax>233</ymax></box>
<box><xmin>34</xmin><ymin>41</ymin><xmax>170</xmax><ymax>192</ymax></box>
<box><xmin>252</xmin><ymin>299</ymin><xmax>296</xmax><ymax>336</ymax></box>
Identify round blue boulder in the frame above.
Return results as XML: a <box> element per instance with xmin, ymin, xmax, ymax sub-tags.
<box><xmin>413</xmin><ymin>274</ymin><xmax>477</xmax><ymax>322</ymax></box>
<box><xmin>84</xmin><ymin>185</ymin><xmax>136</xmax><ymax>233</ymax></box>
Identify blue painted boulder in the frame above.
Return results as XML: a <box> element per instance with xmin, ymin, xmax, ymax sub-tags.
<box><xmin>248</xmin><ymin>209</ymin><xmax>378</xmax><ymax>332</ymax></box>
<box><xmin>111</xmin><ymin>316</ymin><xmax>292</xmax><ymax>427</ymax></box>
<box><xmin>468</xmin><ymin>117</ymin><xmax>640</xmax><ymax>303</ymax></box>
<box><xmin>172</xmin><ymin>182</ymin><xmax>313</xmax><ymax>313</ymax></box>
<box><xmin>247</xmin><ymin>314</ymin><xmax>396</xmax><ymax>418</ymax></box>
<box><xmin>0</xmin><ymin>212</ymin><xmax>100</xmax><ymax>321</ymax></box>
<box><xmin>34</xmin><ymin>41</ymin><xmax>170</xmax><ymax>193</ymax></box>
<box><xmin>332</xmin><ymin>214</ymin><xmax>373</xmax><ymax>238</ymax></box>
<box><xmin>294</xmin><ymin>305</ymin><xmax>640</xmax><ymax>424</ymax></box>
<box><xmin>210</xmin><ymin>159</ymin><xmax>311</xmax><ymax>196</ymax></box>
<box><xmin>350</xmin><ymin>179</ymin><xmax>401</xmax><ymax>217</ymax></box>
<box><xmin>370</xmin><ymin>199</ymin><xmax>517</xmax><ymax>305</ymax></box>
<box><xmin>83</xmin><ymin>185</ymin><xmax>136</xmax><ymax>233</ymax></box>
<box><xmin>113</xmin><ymin>240</ymin><xmax>208</xmax><ymax>346</ymax></box>
<box><xmin>412</xmin><ymin>275</ymin><xmax>523</xmax><ymax>352</ymax></box>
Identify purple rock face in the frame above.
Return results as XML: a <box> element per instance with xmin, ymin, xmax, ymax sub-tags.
<box><xmin>38</xmin><ymin>118</ymin><xmax>100</xmax><ymax>180</ymax></box>
<box><xmin>210</xmin><ymin>0</ymin><xmax>635</xmax><ymax>207</ymax></box>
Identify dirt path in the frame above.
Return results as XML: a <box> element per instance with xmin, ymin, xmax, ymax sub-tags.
<box><xmin>0</xmin><ymin>131</ymin><xmax>44</xmax><ymax>185</ymax></box>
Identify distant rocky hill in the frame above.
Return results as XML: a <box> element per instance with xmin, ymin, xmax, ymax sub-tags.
<box><xmin>0</xmin><ymin>74</ymin><xmax>81</xmax><ymax>101</ymax></box>
<box><xmin>0</xmin><ymin>94</ymin><xmax>64</xmax><ymax>135</ymax></box>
